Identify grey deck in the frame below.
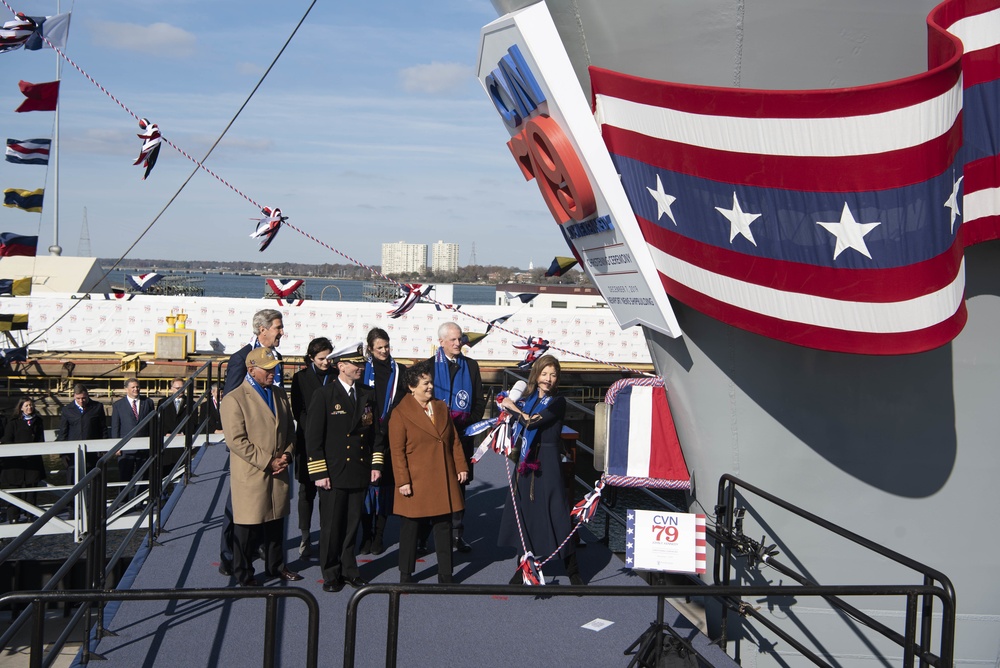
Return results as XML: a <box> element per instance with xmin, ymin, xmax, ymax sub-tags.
<box><xmin>82</xmin><ymin>440</ymin><xmax>735</xmax><ymax>667</ymax></box>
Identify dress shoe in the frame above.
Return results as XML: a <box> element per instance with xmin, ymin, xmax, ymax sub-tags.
<box><xmin>358</xmin><ymin>539</ymin><xmax>372</xmax><ymax>555</ymax></box>
<box><xmin>569</xmin><ymin>573</ymin><xmax>585</xmax><ymax>586</ymax></box>
<box><xmin>218</xmin><ymin>562</ymin><xmax>233</xmax><ymax>577</ymax></box>
<box><xmin>322</xmin><ymin>579</ymin><xmax>344</xmax><ymax>593</ymax></box>
<box><xmin>345</xmin><ymin>576</ymin><xmax>369</xmax><ymax>588</ymax></box>
<box><xmin>415</xmin><ymin>541</ymin><xmax>430</xmax><ymax>556</ymax></box>
<box><xmin>237</xmin><ymin>579</ymin><xmax>259</xmax><ymax>587</ymax></box>
<box><xmin>271</xmin><ymin>569</ymin><xmax>304</xmax><ymax>582</ymax></box>
<box><xmin>298</xmin><ymin>539</ymin><xmax>312</xmax><ymax>559</ymax></box>
<box><xmin>453</xmin><ymin>537</ymin><xmax>472</xmax><ymax>553</ymax></box>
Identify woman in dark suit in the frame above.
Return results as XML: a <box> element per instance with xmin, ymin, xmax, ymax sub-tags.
<box><xmin>497</xmin><ymin>355</ymin><xmax>582</xmax><ymax>585</ymax></box>
<box><xmin>290</xmin><ymin>336</ymin><xmax>333</xmax><ymax>558</ymax></box>
<box><xmin>359</xmin><ymin>327</ymin><xmax>406</xmax><ymax>555</ymax></box>
<box><xmin>1</xmin><ymin>397</ymin><xmax>46</xmax><ymax>523</ymax></box>
<box><xmin>389</xmin><ymin>362</ymin><xmax>468</xmax><ymax>583</ymax></box>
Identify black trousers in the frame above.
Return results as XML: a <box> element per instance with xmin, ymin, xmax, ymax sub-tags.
<box><xmin>297</xmin><ymin>481</ymin><xmax>317</xmax><ymax>536</ymax></box>
<box><xmin>318</xmin><ymin>486</ymin><xmax>364</xmax><ymax>583</ymax></box>
<box><xmin>399</xmin><ymin>514</ymin><xmax>453</xmax><ymax>582</ymax></box>
<box><xmin>220</xmin><ymin>496</ymin><xmax>235</xmax><ymax>568</ymax></box>
<box><xmin>232</xmin><ymin>518</ymin><xmax>284</xmax><ymax>584</ymax></box>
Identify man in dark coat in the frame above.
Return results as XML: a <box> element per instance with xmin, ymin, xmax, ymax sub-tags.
<box><xmin>305</xmin><ymin>342</ymin><xmax>384</xmax><ymax>592</ymax></box>
<box><xmin>218</xmin><ymin>308</ymin><xmax>284</xmax><ymax>576</ymax></box>
<box><xmin>57</xmin><ymin>384</ymin><xmax>107</xmax><ymax>475</ymax></box>
<box><xmin>110</xmin><ymin>377</ymin><xmax>155</xmax><ymax>488</ymax></box>
<box><xmin>425</xmin><ymin>322</ymin><xmax>485</xmax><ymax>553</ymax></box>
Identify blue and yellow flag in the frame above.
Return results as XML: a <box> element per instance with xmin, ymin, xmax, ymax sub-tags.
<box><xmin>0</xmin><ymin>278</ymin><xmax>31</xmax><ymax>296</ymax></box>
<box><xmin>544</xmin><ymin>256</ymin><xmax>578</xmax><ymax>277</ymax></box>
<box><xmin>2</xmin><ymin>188</ymin><xmax>44</xmax><ymax>213</ymax></box>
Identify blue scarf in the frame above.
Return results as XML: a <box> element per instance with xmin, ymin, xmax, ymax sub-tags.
<box><xmin>363</xmin><ymin>357</ymin><xmax>400</xmax><ymax>423</ymax></box>
<box><xmin>433</xmin><ymin>347</ymin><xmax>473</xmax><ymax>425</ymax></box>
<box><xmin>513</xmin><ymin>390</ymin><xmax>553</xmax><ymax>466</ymax></box>
<box><xmin>251</xmin><ymin>339</ymin><xmax>282</xmax><ymax>386</ymax></box>
<box><xmin>312</xmin><ymin>363</ymin><xmax>329</xmax><ymax>385</ymax></box>
<box><xmin>246</xmin><ymin>373</ymin><xmax>275</xmax><ymax>414</ymax></box>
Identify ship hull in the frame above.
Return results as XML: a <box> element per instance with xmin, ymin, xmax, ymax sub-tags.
<box><xmin>646</xmin><ymin>238</ymin><xmax>1000</xmax><ymax>664</ymax></box>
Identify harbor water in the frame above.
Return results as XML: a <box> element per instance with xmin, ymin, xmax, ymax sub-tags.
<box><xmin>104</xmin><ymin>270</ymin><xmax>496</xmax><ymax>303</ymax></box>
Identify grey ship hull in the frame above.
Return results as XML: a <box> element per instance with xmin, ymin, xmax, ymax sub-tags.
<box><xmin>489</xmin><ymin>1</ymin><xmax>1000</xmax><ymax>664</ymax></box>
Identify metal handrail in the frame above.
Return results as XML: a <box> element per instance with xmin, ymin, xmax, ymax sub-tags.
<box><xmin>344</xmin><ymin>582</ymin><xmax>952</xmax><ymax>668</ymax></box>
<box><xmin>715</xmin><ymin>475</ymin><xmax>957</xmax><ymax>667</ymax></box>
<box><xmin>0</xmin><ymin>588</ymin><xmax>319</xmax><ymax>668</ymax></box>
<box><xmin>0</xmin><ymin>361</ymin><xmax>216</xmax><ymax>666</ymax></box>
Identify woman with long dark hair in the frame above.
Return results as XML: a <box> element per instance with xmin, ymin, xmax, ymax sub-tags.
<box><xmin>1</xmin><ymin>397</ymin><xmax>46</xmax><ymax>523</ymax></box>
<box><xmin>497</xmin><ymin>355</ymin><xmax>582</xmax><ymax>585</ymax></box>
<box><xmin>290</xmin><ymin>336</ymin><xmax>333</xmax><ymax>558</ymax></box>
<box><xmin>359</xmin><ymin>327</ymin><xmax>406</xmax><ymax>555</ymax></box>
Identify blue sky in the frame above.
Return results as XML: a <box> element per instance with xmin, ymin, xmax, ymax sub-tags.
<box><xmin>0</xmin><ymin>0</ymin><xmax>562</xmax><ymax>269</ymax></box>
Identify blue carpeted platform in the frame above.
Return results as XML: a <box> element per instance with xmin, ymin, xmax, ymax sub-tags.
<box><xmin>88</xmin><ymin>440</ymin><xmax>735</xmax><ymax>667</ymax></box>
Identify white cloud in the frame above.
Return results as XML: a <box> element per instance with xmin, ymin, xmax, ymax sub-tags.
<box><xmin>398</xmin><ymin>62</ymin><xmax>473</xmax><ymax>94</ymax></box>
<box><xmin>100</xmin><ymin>22</ymin><xmax>197</xmax><ymax>57</ymax></box>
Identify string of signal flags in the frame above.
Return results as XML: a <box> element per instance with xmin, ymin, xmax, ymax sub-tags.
<box><xmin>0</xmin><ymin>4</ymin><xmax>649</xmax><ymax>375</ymax></box>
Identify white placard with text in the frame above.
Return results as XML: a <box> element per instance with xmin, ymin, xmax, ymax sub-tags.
<box><xmin>626</xmin><ymin>510</ymin><xmax>706</xmax><ymax>574</ymax></box>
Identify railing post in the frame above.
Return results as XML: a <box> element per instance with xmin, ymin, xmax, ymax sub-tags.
<box><xmin>149</xmin><ymin>413</ymin><xmax>162</xmax><ymax>542</ymax></box>
<box><xmin>903</xmin><ymin>592</ymin><xmax>918</xmax><ymax>668</ymax></box>
<box><xmin>385</xmin><ymin>590</ymin><xmax>401</xmax><ymax>668</ymax></box>
<box><xmin>94</xmin><ymin>459</ymin><xmax>109</xmax><ymax>640</ymax></box>
<box><xmin>30</xmin><ymin>599</ymin><xmax>43</xmax><ymax>668</ymax></box>
<box><xmin>263</xmin><ymin>594</ymin><xmax>277</xmax><ymax>668</ymax></box>
<box><xmin>919</xmin><ymin>575</ymin><xmax>933</xmax><ymax>668</ymax></box>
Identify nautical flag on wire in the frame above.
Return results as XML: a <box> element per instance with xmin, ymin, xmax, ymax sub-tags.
<box><xmin>265</xmin><ymin>278</ymin><xmax>304</xmax><ymax>298</ymax></box>
<box><xmin>0</xmin><ymin>314</ymin><xmax>28</xmax><ymax>331</ymax></box>
<box><xmin>0</xmin><ymin>278</ymin><xmax>31</xmax><ymax>296</ymax></box>
<box><xmin>544</xmin><ymin>256</ymin><xmax>578</xmax><ymax>277</ymax></box>
<box><xmin>604</xmin><ymin>378</ymin><xmax>689</xmax><ymax>489</ymax></box>
<box><xmin>0</xmin><ymin>234</ymin><xmax>38</xmax><ymax>258</ymax></box>
<box><xmin>504</xmin><ymin>291</ymin><xmax>537</xmax><ymax>304</ymax></box>
<box><xmin>126</xmin><ymin>273</ymin><xmax>163</xmax><ymax>292</ymax></box>
<box><xmin>3</xmin><ymin>188</ymin><xmax>44</xmax><ymax>213</ymax></box>
<box><xmin>14</xmin><ymin>80</ymin><xmax>58</xmax><ymax>112</ymax></box>
<box><xmin>0</xmin><ymin>13</ymin><xmax>35</xmax><ymax>53</ymax></box>
<box><xmin>590</xmin><ymin>0</ymin><xmax>1000</xmax><ymax>355</ymax></box>
<box><xmin>5</xmin><ymin>138</ymin><xmax>50</xmax><ymax>165</ymax></box>
<box><xmin>23</xmin><ymin>12</ymin><xmax>71</xmax><ymax>51</ymax></box>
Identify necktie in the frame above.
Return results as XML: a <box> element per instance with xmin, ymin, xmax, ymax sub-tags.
<box><xmin>131</xmin><ymin>399</ymin><xmax>139</xmax><ymax>420</ymax></box>
<box><xmin>348</xmin><ymin>386</ymin><xmax>356</xmax><ymax>408</ymax></box>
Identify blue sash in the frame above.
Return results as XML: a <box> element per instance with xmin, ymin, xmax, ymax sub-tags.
<box><xmin>363</xmin><ymin>357</ymin><xmax>399</xmax><ymax>423</ymax></box>
<box><xmin>433</xmin><ymin>347</ymin><xmax>472</xmax><ymax>424</ymax></box>
<box><xmin>513</xmin><ymin>391</ymin><xmax>552</xmax><ymax>466</ymax></box>
<box><xmin>246</xmin><ymin>373</ymin><xmax>275</xmax><ymax>414</ymax></box>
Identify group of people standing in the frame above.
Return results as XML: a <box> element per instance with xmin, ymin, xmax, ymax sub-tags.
<box><xmin>217</xmin><ymin>307</ymin><xmax>582</xmax><ymax>589</ymax></box>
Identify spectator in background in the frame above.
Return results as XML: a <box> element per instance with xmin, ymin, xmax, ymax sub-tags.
<box><xmin>110</xmin><ymin>378</ymin><xmax>155</xmax><ymax>488</ymax></box>
<box><xmin>201</xmin><ymin>383</ymin><xmax>224</xmax><ymax>434</ymax></box>
<box><xmin>57</xmin><ymin>384</ymin><xmax>106</xmax><ymax>478</ymax></box>
<box><xmin>1</xmin><ymin>397</ymin><xmax>46</xmax><ymax>523</ymax></box>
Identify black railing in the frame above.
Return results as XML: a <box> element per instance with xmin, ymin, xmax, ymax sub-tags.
<box><xmin>714</xmin><ymin>475</ymin><xmax>956</xmax><ymax>667</ymax></box>
<box><xmin>0</xmin><ymin>362</ymin><xmax>219</xmax><ymax>666</ymax></box>
<box><xmin>0</xmin><ymin>588</ymin><xmax>319</xmax><ymax>668</ymax></box>
<box><xmin>343</xmin><ymin>582</ymin><xmax>952</xmax><ymax>668</ymax></box>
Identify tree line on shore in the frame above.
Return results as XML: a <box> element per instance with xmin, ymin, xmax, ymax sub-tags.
<box><xmin>101</xmin><ymin>259</ymin><xmax>589</xmax><ymax>285</ymax></box>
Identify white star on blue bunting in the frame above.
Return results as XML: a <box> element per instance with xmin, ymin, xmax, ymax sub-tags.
<box><xmin>816</xmin><ymin>203</ymin><xmax>881</xmax><ymax>260</ymax></box>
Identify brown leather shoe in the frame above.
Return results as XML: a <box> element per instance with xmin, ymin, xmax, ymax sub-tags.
<box><xmin>272</xmin><ymin>569</ymin><xmax>303</xmax><ymax>582</ymax></box>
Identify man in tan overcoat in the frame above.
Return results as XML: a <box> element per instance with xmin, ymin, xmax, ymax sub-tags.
<box><xmin>221</xmin><ymin>347</ymin><xmax>302</xmax><ymax>586</ymax></box>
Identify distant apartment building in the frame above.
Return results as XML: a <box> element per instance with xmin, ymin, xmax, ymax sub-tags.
<box><xmin>381</xmin><ymin>241</ymin><xmax>427</xmax><ymax>275</ymax></box>
<box><xmin>431</xmin><ymin>241</ymin><xmax>460</xmax><ymax>274</ymax></box>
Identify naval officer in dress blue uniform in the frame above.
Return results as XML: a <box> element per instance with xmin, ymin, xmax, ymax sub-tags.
<box><xmin>305</xmin><ymin>342</ymin><xmax>385</xmax><ymax>592</ymax></box>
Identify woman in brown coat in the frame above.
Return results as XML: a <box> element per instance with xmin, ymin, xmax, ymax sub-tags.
<box><xmin>390</xmin><ymin>361</ymin><xmax>468</xmax><ymax>583</ymax></box>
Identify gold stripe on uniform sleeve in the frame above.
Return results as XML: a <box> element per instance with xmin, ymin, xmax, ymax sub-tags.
<box><xmin>307</xmin><ymin>459</ymin><xmax>328</xmax><ymax>474</ymax></box>
<box><xmin>371</xmin><ymin>453</ymin><xmax>385</xmax><ymax>465</ymax></box>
